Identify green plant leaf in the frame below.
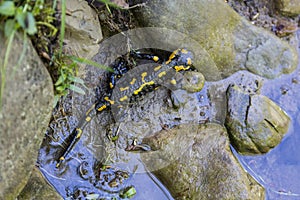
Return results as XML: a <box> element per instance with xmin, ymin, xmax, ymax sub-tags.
<box><xmin>68</xmin><ymin>56</ymin><xmax>114</xmax><ymax>72</ymax></box>
<box><xmin>55</xmin><ymin>74</ymin><xmax>66</xmax><ymax>86</ymax></box>
<box><xmin>0</xmin><ymin>1</ymin><xmax>16</xmax><ymax>16</ymax></box>
<box><xmin>16</xmin><ymin>7</ymin><xmax>26</xmax><ymax>29</ymax></box>
<box><xmin>99</xmin><ymin>0</ymin><xmax>120</xmax><ymax>8</ymax></box>
<box><xmin>4</xmin><ymin>19</ymin><xmax>16</xmax><ymax>38</ymax></box>
<box><xmin>25</xmin><ymin>12</ymin><xmax>37</xmax><ymax>35</ymax></box>
<box><xmin>56</xmin><ymin>85</ymin><xmax>67</xmax><ymax>92</ymax></box>
<box><xmin>68</xmin><ymin>84</ymin><xmax>85</xmax><ymax>94</ymax></box>
<box><xmin>53</xmin><ymin>94</ymin><xmax>60</xmax><ymax>108</ymax></box>
<box><xmin>68</xmin><ymin>76</ymin><xmax>85</xmax><ymax>85</ymax></box>
<box><xmin>119</xmin><ymin>186</ymin><xmax>136</xmax><ymax>199</ymax></box>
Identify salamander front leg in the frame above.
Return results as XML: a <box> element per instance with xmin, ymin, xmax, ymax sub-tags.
<box><xmin>56</xmin><ymin>128</ymin><xmax>83</xmax><ymax>168</ymax></box>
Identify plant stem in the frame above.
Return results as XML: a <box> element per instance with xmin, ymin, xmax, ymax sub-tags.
<box><xmin>0</xmin><ymin>29</ymin><xmax>16</xmax><ymax>111</ymax></box>
<box><xmin>59</xmin><ymin>0</ymin><xmax>66</xmax><ymax>57</ymax></box>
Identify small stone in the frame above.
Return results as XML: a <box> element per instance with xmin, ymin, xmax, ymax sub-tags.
<box><xmin>181</xmin><ymin>71</ymin><xmax>205</xmax><ymax>93</ymax></box>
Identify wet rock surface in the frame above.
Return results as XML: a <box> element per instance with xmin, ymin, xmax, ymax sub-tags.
<box><xmin>129</xmin><ymin>0</ymin><xmax>298</xmax><ymax>80</ymax></box>
<box><xmin>225</xmin><ymin>84</ymin><xmax>290</xmax><ymax>154</ymax></box>
<box><xmin>141</xmin><ymin>123</ymin><xmax>265</xmax><ymax>199</ymax></box>
<box><xmin>18</xmin><ymin>167</ymin><xmax>63</xmax><ymax>200</ymax></box>
<box><xmin>0</xmin><ymin>32</ymin><xmax>53</xmax><ymax>199</ymax></box>
<box><xmin>275</xmin><ymin>0</ymin><xmax>300</xmax><ymax>16</ymax></box>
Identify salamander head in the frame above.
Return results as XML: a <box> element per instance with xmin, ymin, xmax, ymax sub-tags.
<box><xmin>167</xmin><ymin>48</ymin><xmax>194</xmax><ymax>70</ymax></box>
<box><xmin>175</xmin><ymin>48</ymin><xmax>193</xmax><ymax>65</ymax></box>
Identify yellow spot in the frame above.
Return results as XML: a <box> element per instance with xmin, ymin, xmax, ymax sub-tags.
<box><xmin>153</xmin><ymin>56</ymin><xmax>159</xmax><ymax>62</ymax></box>
<box><xmin>118</xmin><ymin>105</ymin><xmax>123</xmax><ymax>108</ymax></box>
<box><xmin>181</xmin><ymin>49</ymin><xmax>188</xmax><ymax>54</ymax></box>
<box><xmin>120</xmin><ymin>86</ymin><xmax>129</xmax><ymax>91</ymax></box>
<box><xmin>130</xmin><ymin>78</ymin><xmax>136</xmax><ymax>85</ymax></box>
<box><xmin>76</xmin><ymin>128</ymin><xmax>82</xmax><ymax>138</ymax></box>
<box><xmin>133</xmin><ymin>81</ymin><xmax>155</xmax><ymax>95</ymax></box>
<box><xmin>110</xmin><ymin>82</ymin><xmax>114</xmax><ymax>89</ymax></box>
<box><xmin>86</xmin><ymin>116</ymin><xmax>91</xmax><ymax>122</ymax></box>
<box><xmin>119</xmin><ymin>96</ymin><xmax>128</xmax><ymax>102</ymax></box>
<box><xmin>154</xmin><ymin>65</ymin><xmax>162</xmax><ymax>71</ymax></box>
<box><xmin>158</xmin><ymin>71</ymin><xmax>167</xmax><ymax>78</ymax></box>
<box><xmin>141</xmin><ymin>72</ymin><xmax>147</xmax><ymax>83</ymax></box>
<box><xmin>170</xmin><ymin>79</ymin><xmax>177</xmax><ymax>85</ymax></box>
<box><xmin>59</xmin><ymin>157</ymin><xmax>65</xmax><ymax>161</ymax></box>
<box><xmin>187</xmin><ymin>58</ymin><xmax>192</xmax><ymax>65</ymax></box>
<box><xmin>104</xmin><ymin>96</ymin><xmax>115</xmax><ymax>105</ymax></box>
<box><xmin>174</xmin><ymin>65</ymin><xmax>190</xmax><ymax>72</ymax></box>
<box><xmin>97</xmin><ymin>104</ymin><xmax>107</xmax><ymax>111</ymax></box>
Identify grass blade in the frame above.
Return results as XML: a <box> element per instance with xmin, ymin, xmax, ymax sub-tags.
<box><xmin>68</xmin><ymin>56</ymin><xmax>114</xmax><ymax>72</ymax></box>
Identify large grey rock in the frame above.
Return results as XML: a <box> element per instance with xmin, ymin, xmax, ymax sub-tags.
<box><xmin>130</xmin><ymin>0</ymin><xmax>298</xmax><ymax>80</ymax></box>
<box><xmin>17</xmin><ymin>167</ymin><xmax>63</xmax><ymax>200</ymax></box>
<box><xmin>0</xmin><ymin>32</ymin><xmax>53</xmax><ymax>199</ymax></box>
<box><xmin>141</xmin><ymin>123</ymin><xmax>265</xmax><ymax>199</ymax></box>
<box><xmin>225</xmin><ymin>84</ymin><xmax>290</xmax><ymax>154</ymax></box>
<box><xmin>275</xmin><ymin>0</ymin><xmax>300</xmax><ymax>16</ymax></box>
<box><xmin>64</xmin><ymin>0</ymin><xmax>103</xmax><ymax>62</ymax></box>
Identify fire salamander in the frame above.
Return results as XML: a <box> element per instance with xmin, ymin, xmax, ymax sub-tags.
<box><xmin>56</xmin><ymin>48</ymin><xmax>194</xmax><ymax>168</ymax></box>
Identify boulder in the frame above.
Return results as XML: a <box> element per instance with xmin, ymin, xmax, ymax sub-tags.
<box><xmin>275</xmin><ymin>0</ymin><xmax>300</xmax><ymax>16</ymax></box>
<box><xmin>141</xmin><ymin>123</ymin><xmax>265</xmax><ymax>199</ymax></box>
<box><xmin>64</xmin><ymin>0</ymin><xmax>103</xmax><ymax>62</ymax></box>
<box><xmin>17</xmin><ymin>167</ymin><xmax>63</xmax><ymax>200</ymax></box>
<box><xmin>0</xmin><ymin>32</ymin><xmax>53</xmax><ymax>199</ymax></box>
<box><xmin>129</xmin><ymin>0</ymin><xmax>298</xmax><ymax>80</ymax></box>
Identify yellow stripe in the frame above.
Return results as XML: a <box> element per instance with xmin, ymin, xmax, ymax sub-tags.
<box><xmin>97</xmin><ymin>104</ymin><xmax>107</xmax><ymax>111</ymax></box>
<box><xmin>109</xmin><ymin>82</ymin><xmax>114</xmax><ymax>89</ymax></box>
<box><xmin>133</xmin><ymin>81</ymin><xmax>155</xmax><ymax>95</ymax></box>
<box><xmin>75</xmin><ymin>128</ymin><xmax>83</xmax><ymax>139</ymax></box>
<box><xmin>141</xmin><ymin>72</ymin><xmax>147</xmax><ymax>83</ymax></box>
<box><xmin>167</xmin><ymin>49</ymin><xmax>178</xmax><ymax>63</ymax></box>
<box><xmin>174</xmin><ymin>65</ymin><xmax>190</xmax><ymax>72</ymax></box>
<box><xmin>104</xmin><ymin>96</ymin><xmax>115</xmax><ymax>105</ymax></box>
